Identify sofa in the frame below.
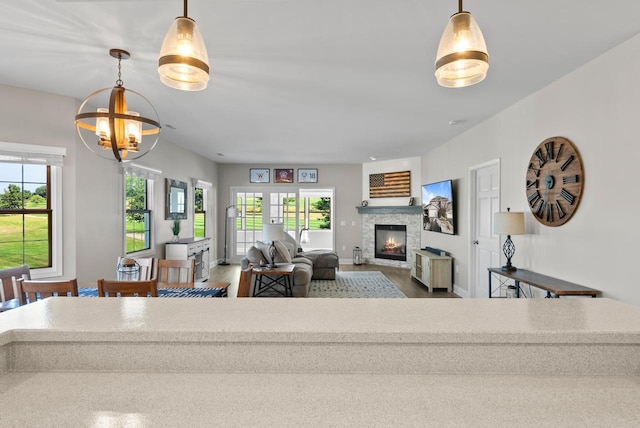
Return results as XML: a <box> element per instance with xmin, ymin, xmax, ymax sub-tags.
<box><xmin>240</xmin><ymin>233</ymin><xmax>339</xmax><ymax>297</ymax></box>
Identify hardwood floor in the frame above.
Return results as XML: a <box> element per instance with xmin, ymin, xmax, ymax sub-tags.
<box><xmin>210</xmin><ymin>263</ymin><xmax>459</xmax><ymax>298</ymax></box>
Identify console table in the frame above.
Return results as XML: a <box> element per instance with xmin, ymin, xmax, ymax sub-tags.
<box><xmin>488</xmin><ymin>268</ymin><xmax>601</xmax><ymax>298</ymax></box>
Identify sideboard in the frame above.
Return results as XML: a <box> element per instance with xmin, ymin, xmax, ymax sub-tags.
<box><xmin>165</xmin><ymin>237</ymin><xmax>210</xmax><ymax>281</ymax></box>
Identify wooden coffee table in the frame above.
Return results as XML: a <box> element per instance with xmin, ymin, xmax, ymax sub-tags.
<box><xmin>251</xmin><ymin>264</ymin><xmax>295</xmax><ymax>297</ymax></box>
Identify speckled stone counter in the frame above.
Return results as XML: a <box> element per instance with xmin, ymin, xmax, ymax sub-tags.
<box><xmin>1</xmin><ymin>297</ymin><xmax>640</xmax><ymax>426</ymax></box>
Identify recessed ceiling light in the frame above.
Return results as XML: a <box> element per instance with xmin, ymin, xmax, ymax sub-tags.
<box><xmin>448</xmin><ymin>120</ymin><xmax>461</xmax><ymax>126</ymax></box>
<box><xmin>370</xmin><ymin>156</ymin><xmax>377</xmax><ymax>161</ymax></box>
<box><xmin>216</xmin><ymin>153</ymin><xmax>224</xmax><ymax>157</ymax></box>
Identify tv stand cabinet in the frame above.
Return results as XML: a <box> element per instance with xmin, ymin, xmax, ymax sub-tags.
<box><xmin>411</xmin><ymin>249</ymin><xmax>452</xmax><ymax>293</ymax></box>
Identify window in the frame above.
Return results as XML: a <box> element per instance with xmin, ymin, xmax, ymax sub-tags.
<box><xmin>0</xmin><ymin>141</ymin><xmax>65</xmax><ymax>277</ymax></box>
<box><xmin>125</xmin><ymin>174</ymin><xmax>151</xmax><ymax>253</ymax></box>
<box><xmin>194</xmin><ymin>187</ymin><xmax>205</xmax><ymax>238</ymax></box>
<box><xmin>0</xmin><ymin>163</ymin><xmax>51</xmax><ymax>269</ymax></box>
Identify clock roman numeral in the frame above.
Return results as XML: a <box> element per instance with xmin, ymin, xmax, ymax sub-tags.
<box><xmin>528</xmin><ymin>163</ymin><xmax>541</xmax><ymax>177</ymax></box>
<box><xmin>555</xmin><ymin>143</ymin><xmax>564</xmax><ymax>163</ymax></box>
<box><xmin>528</xmin><ymin>190</ymin><xmax>541</xmax><ymax>207</ymax></box>
<box><xmin>560</xmin><ymin>188</ymin><xmax>575</xmax><ymax>205</ymax></box>
<box><xmin>560</xmin><ymin>155</ymin><xmax>574</xmax><ymax>171</ymax></box>
<box><xmin>555</xmin><ymin>200</ymin><xmax>566</xmax><ymax>219</ymax></box>
<box><xmin>563</xmin><ymin>175</ymin><xmax>579</xmax><ymax>184</ymax></box>
<box><xmin>526</xmin><ymin>179</ymin><xmax>538</xmax><ymax>189</ymax></box>
<box><xmin>545</xmin><ymin>140</ymin><xmax>555</xmax><ymax>161</ymax></box>
<box><xmin>535</xmin><ymin>148</ymin><xmax>547</xmax><ymax>167</ymax></box>
<box><xmin>534</xmin><ymin>199</ymin><xmax>545</xmax><ymax>218</ymax></box>
<box><xmin>546</xmin><ymin>202</ymin><xmax>553</xmax><ymax>222</ymax></box>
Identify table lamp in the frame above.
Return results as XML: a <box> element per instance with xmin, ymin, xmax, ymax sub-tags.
<box><xmin>493</xmin><ymin>208</ymin><xmax>525</xmax><ymax>271</ymax></box>
<box><xmin>263</xmin><ymin>223</ymin><xmax>284</xmax><ymax>268</ymax></box>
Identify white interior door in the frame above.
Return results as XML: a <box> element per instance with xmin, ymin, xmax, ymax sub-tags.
<box><xmin>469</xmin><ymin>160</ymin><xmax>500</xmax><ymax>298</ymax></box>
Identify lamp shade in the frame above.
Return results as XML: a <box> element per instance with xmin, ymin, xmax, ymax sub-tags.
<box><xmin>494</xmin><ymin>211</ymin><xmax>525</xmax><ymax>235</ymax></box>
<box><xmin>263</xmin><ymin>223</ymin><xmax>284</xmax><ymax>242</ymax></box>
<box><xmin>227</xmin><ymin>206</ymin><xmax>239</xmax><ymax>218</ymax></box>
<box><xmin>158</xmin><ymin>15</ymin><xmax>210</xmax><ymax>91</ymax></box>
<box><xmin>435</xmin><ymin>10</ymin><xmax>489</xmax><ymax>88</ymax></box>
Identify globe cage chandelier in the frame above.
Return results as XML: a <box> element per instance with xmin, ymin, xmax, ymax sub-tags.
<box><xmin>158</xmin><ymin>0</ymin><xmax>210</xmax><ymax>91</ymax></box>
<box><xmin>75</xmin><ymin>49</ymin><xmax>161</xmax><ymax>163</ymax></box>
<box><xmin>435</xmin><ymin>0</ymin><xmax>489</xmax><ymax>88</ymax></box>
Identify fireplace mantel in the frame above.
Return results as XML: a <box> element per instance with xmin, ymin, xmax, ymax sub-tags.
<box><xmin>356</xmin><ymin>205</ymin><xmax>422</xmax><ymax>215</ymax></box>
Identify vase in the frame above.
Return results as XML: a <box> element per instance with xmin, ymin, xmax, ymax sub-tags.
<box><xmin>172</xmin><ymin>234</ymin><xmax>179</xmax><ymax>242</ymax></box>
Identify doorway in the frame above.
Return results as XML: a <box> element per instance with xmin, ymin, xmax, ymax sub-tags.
<box><xmin>231</xmin><ymin>187</ymin><xmax>334</xmax><ymax>262</ymax></box>
<box><xmin>468</xmin><ymin>160</ymin><xmax>500</xmax><ymax>298</ymax></box>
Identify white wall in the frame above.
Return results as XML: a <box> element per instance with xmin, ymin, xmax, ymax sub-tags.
<box><xmin>0</xmin><ymin>84</ymin><xmax>219</xmax><ymax>284</ymax></box>
<box><xmin>421</xmin><ymin>34</ymin><xmax>640</xmax><ymax>305</ymax></box>
<box><xmin>362</xmin><ymin>157</ymin><xmax>421</xmax><ymax>206</ymax></box>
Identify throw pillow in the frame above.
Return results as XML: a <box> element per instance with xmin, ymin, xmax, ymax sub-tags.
<box><xmin>246</xmin><ymin>246</ymin><xmax>263</xmax><ymax>264</ymax></box>
<box><xmin>256</xmin><ymin>241</ymin><xmax>291</xmax><ymax>264</ymax></box>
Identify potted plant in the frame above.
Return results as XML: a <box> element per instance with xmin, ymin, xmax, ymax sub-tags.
<box><xmin>171</xmin><ymin>215</ymin><xmax>181</xmax><ymax>242</ymax></box>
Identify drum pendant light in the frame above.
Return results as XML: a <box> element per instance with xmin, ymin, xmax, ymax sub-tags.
<box><xmin>435</xmin><ymin>0</ymin><xmax>489</xmax><ymax>88</ymax></box>
<box><xmin>158</xmin><ymin>0</ymin><xmax>210</xmax><ymax>91</ymax></box>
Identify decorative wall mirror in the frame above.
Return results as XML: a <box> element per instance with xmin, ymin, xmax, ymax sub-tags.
<box><xmin>165</xmin><ymin>178</ymin><xmax>188</xmax><ymax>219</ymax></box>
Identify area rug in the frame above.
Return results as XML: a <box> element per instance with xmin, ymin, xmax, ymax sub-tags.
<box><xmin>307</xmin><ymin>271</ymin><xmax>406</xmax><ymax>298</ymax></box>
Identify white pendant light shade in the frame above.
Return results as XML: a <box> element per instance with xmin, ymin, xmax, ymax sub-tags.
<box><xmin>159</xmin><ymin>15</ymin><xmax>210</xmax><ymax>91</ymax></box>
<box><xmin>435</xmin><ymin>8</ymin><xmax>489</xmax><ymax>88</ymax></box>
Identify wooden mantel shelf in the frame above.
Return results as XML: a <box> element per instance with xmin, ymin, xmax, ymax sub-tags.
<box><xmin>356</xmin><ymin>205</ymin><xmax>422</xmax><ymax>215</ymax></box>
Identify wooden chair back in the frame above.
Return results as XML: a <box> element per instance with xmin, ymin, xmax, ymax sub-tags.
<box><xmin>116</xmin><ymin>257</ymin><xmax>156</xmax><ymax>281</ymax></box>
<box><xmin>157</xmin><ymin>259</ymin><xmax>195</xmax><ymax>284</ymax></box>
<box><xmin>97</xmin><ymin>279</ymin><xmax>158</xmax><ymax>297</ymax></box>
<box><xmin>0</xmin><ymin>264</ymin><xmax>31</xmax><ymax>302</ymax></box>
<box><xmin>18</xmin><ymin>278</ymin><xmax>79</xmax><ymax>306</ymax></box>
<box><xmin>237</xmin><ymin>266</ymin><xmax>253</xmax><ymax>298</ymax></box>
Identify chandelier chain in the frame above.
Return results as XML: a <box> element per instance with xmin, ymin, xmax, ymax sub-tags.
<box><xmin>116</xmin><ymin>55</ymin><xmax>123</xmax><ymax>87</ymax></box>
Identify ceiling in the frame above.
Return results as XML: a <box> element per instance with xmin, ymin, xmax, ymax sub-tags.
<box><xmin>2</xmin><ymin>1</ymin><xmax>640</xmax><ymax>164</ymax></box>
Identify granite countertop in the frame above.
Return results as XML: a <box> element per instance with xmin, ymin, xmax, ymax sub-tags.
<box><xmin>2</xmin><ymin>298</ymin><xmax>640</xmax><ymax>427</ymax></box>
<box><xmin>2</xmin><ymin>297</ymin><xmax>640</xmax><ymax>346</ymax></box>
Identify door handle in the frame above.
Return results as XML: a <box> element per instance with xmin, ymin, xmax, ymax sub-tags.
<box><xmin>473</xmin><ymin>240</ymin><xmax>479</xmax><ymax>245</ymax></box>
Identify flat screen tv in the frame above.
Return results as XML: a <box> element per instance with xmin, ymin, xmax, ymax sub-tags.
<box><xmin>421</xmin><ymin>179</ymin><xmax>454</xmax><ymax>235</ymax></box>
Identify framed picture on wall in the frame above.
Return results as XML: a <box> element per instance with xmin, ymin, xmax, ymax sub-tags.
<box><xmin>297</xmin><ymin>168</ymin><xmax>318</xmax><ymax>183</ymax></box>
<box><xmin>250</xmin><ymin>168</ymin><xmax>270</xmax><ymax>183</ymax></box>
<box><xmin>274</xmin><ymin>168</ymin><xmax>294</xmax><ymax>183</ymax></box>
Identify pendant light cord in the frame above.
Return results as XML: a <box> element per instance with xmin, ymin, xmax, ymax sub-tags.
<box><xmin>183</xmin><ymin>0</ymin><xmax>188</xmax><ymax>17</ymax></box>
<box><xmin>458</xmin><ymin>0</ymin><xmax>463</xmax><ymax>13</ymax></box>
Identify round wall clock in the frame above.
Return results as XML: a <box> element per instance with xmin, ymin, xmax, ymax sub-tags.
<box><xmin>525</xmin><ymin>136</ymin><xmax>584</xmax><ymax>227</ymax></box>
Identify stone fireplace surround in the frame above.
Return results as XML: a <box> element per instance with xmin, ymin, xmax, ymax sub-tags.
<box><xmin>360</xmin><ymin>207</ymin><xmax>421</xmax><ymax>269</ymax></box>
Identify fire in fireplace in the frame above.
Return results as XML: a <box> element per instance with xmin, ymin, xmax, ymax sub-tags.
<box><xmin>374</xmin><ymin>224</ymin><xmax>407</xmax><ymax>261</ymax></box>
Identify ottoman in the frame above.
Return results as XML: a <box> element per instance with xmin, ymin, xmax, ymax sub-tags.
<box><xmin>299</xmin><ymin>250</ymin><xmax>339</xmax><ymax>280</ymax></box>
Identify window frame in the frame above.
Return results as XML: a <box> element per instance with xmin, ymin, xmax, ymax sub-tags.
<box><xmin>0</xmin><ymin>142</ymin><xmax>65</xmax><ymax>278</ymax></box>
<box><xmin>124</xmin><ymin>173</ymin><xmax>154</xmax><ymax>255</ymax></box>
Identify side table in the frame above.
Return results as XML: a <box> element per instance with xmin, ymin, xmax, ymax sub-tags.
<box><xmin>252</xmin><ymin>264</ymin><xmax>295</xmax><ymax>297</ymax></box>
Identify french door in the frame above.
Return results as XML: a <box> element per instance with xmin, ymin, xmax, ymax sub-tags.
<box><xmin>231</xmin><ymin>188</ymin><xmax>334</xmax><ymax>261</ymax></box>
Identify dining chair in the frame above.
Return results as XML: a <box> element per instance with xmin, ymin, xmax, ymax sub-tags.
<box><xmin>0</xmin><ymin>264</ymin><xmax>31</xmax><ymax>311</ymax></box>
<box><xmin>156</xmin><ymin>259</ymin><xmax>195</xmax><ymax>284</ymax></box>
<box><xmin>97</xmin><ymin>279</ymin><xmax>158</xmax><ymax>297</ymax></box>
<box><xmin>236</xmin><ymin>266</ymin><xmax>253</xmax><ymax>298</ymax></box>
<box><xmin>17</xmin><ymin>278</ymin><xmax>79</xmax><ymax>306</ymax></box>
<box><xmin>116</xmin><ymin>256</ymin><xmax>156</xmax><ymax>281</ymax></box>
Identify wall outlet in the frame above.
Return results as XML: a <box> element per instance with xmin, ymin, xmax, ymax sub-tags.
<box><xmin>342</xmin><ymin>245</ymin><xmax>346</xmax><ymax>251</ymax></box>
<box><xmin>455</xmin><ymin>264</ymin><xmax>459</xmax><ymax>273</ymax></box>
<box><xmin>340</xmin><ymin>220</ymin><xmax>346</xmax><ymax>226</ymax></box>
